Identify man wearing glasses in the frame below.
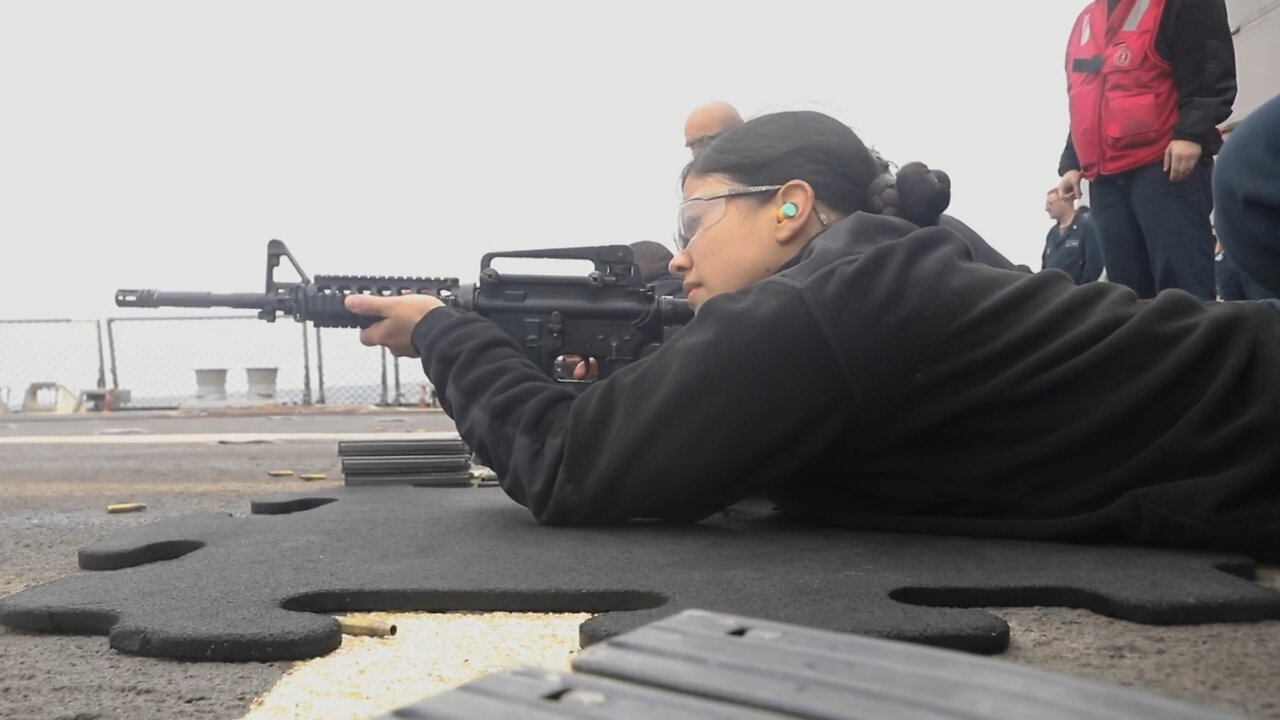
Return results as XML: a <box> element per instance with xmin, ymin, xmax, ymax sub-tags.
<box><xmin>684</xmin><ymin>101</ymin><xmax>744</xmax><ymax>159</ymax></box>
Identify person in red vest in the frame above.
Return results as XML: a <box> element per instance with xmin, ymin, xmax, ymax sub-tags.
<box><xmin>1056</xmin><ymin>0</ymin><xmax>1236</xmax><ymax>301</ymax></box>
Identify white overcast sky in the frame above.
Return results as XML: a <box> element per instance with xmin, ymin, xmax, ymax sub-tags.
<box><xmin>1</xmin><ymin>1</ymin><xmax>1092</xmax><ymax>322</ymax></box>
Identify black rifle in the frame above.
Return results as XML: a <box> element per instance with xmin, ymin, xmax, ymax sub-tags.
<box><xmin>115</xmin><ymin>240</ymin><xmax>692</xmax><ymax>381</ymax></box>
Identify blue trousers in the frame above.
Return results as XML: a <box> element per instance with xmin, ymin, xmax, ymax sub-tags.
<box><xmin>1089</xmin><ymin>160</ymin><xmax>1217</xmax><ymax>301</ymax></box>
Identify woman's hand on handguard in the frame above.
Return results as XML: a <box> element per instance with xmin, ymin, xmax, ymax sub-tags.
<box><xmin>344</xmin><ymin>293</ymin><xmax>445</xmax><ymax>358</ymax></box>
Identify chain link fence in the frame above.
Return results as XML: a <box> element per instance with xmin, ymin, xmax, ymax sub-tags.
<box><xmin>0</xmin><ymin>319</ymin><xmax>105</xmax><ymax>413</ymax></box>
<box><xmin>389</xmin><ymin>354</ymin><xmax>438</xmax><ymax>407</ymax></box>
<box><xmin>312</xmin><ymin>326</ymin><xmax>387</xmax><ymax>406</ymax></box>
<box><xmin>105</xmin><ymin>315</ymin><xmax>311</xmax><ymax>408</ymax></box>
<box><xmin>313</xmin><ymin>327</ymin><xmax>437</xmax><ymax>407</ymax></box>
<box><xmin>3</xmin><ymin>314</ymin><xmax>436</xmax><ymax>411</ymax></box>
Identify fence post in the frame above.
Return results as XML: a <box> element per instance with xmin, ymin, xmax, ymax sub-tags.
<box><xmin>314</xmin><ymin>326</ymin><xmax>326</xmax><ymax>405</ymax></box>
<box><xmin>393</xmin><ymin>356</ymin><xmax>402</xmax><ymax>406</ymax></box>
<box><xmin>300</xmin><ymin>322</ymin><xmax>313</xmax><ymax>406</ymax></box>
<box><xmin>94</xmin><ymin>320</ymin><xmax>107</xmax><ymax>389</ymax></box>
<box><xmin>106</xmin><ymin>319</ymin><xmax>120</xmax><ymax>390</ymax></box>
<box><xmin>379</xmin><ymin>348</ymin><xmax>389</xmax><ymax>406</ymax></box>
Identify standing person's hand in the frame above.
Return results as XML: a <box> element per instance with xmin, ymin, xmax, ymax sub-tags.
<box><xmin>1164</xmin><ymin>140</ymin><xmax>1202</xmax><ymax>182</ymax></box>
<box><xmin>344</xmin><ymin>294</ymin><xmax>445</xmax><ymax>358</ymax></box>
<box><xmin>1058</xmin><ymin>170</ymin><xmax>1083</xmax><ymax>201</ymax></box>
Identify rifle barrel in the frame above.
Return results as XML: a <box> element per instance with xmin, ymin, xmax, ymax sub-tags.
<box><xmin>115</xmin><ymin>289</ymin><xmax>271</xmax><ymax>311</ymax></box>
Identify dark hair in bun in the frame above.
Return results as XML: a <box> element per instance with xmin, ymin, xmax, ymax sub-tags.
<box><xmin>688</xmin><ymin>111</ymin><xmax>950</xmax><ymax>227</ymax></box>
<box><xmin>867</xmin><ymin>162</ymin><xmax>951</xmax><ymax>227</ymax></box>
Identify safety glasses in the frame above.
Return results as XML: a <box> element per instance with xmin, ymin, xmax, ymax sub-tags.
<box><xmin>675</xmin><ymin>185</ymin><xmax>783</xmax><ymax>250</ymax></box>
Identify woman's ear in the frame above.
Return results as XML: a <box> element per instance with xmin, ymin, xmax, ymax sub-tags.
<box><xmin>774</xmin><ymin>180</ymin><xmax>820</xmax><ymax>246</ymax></box>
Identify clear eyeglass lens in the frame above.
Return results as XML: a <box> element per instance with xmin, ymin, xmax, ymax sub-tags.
<box><xmin>676</xmin><ymin>197</ymin><xmax>725</xmax><ymax>250</ymax></box>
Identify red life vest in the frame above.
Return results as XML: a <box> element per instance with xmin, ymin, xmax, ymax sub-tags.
<box><xmin>1065</xmin><ymin>0</ymin><xmax>1179</xmax><ymax>179</ymax></box>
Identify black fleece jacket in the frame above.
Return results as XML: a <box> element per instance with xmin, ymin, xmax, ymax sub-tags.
<box><xmin>1058</xmin><ymin>0</ymin><xmax>1238</xmax><ymax>176</ymax></box>
<box><xmin>413</xmin><ymin>213</ymin><xmax>1280</xmax><ymax>558</ymax></box>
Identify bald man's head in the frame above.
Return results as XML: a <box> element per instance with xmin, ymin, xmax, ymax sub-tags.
<box><xmin>684</xmin><ymin>101</ymin><xmax>744</xmax><ymax>157</ymax></box>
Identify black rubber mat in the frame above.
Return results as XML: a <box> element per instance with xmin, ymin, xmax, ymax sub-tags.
<box><xmin>379</xmin><ymin>609</ymin><xmax>1253</xmax><ymax>719</ymax></box>
<box><xmin>1</xmin><ymin>486</ymin><xmax>1277</xmax><ymax>662</ymax></box>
